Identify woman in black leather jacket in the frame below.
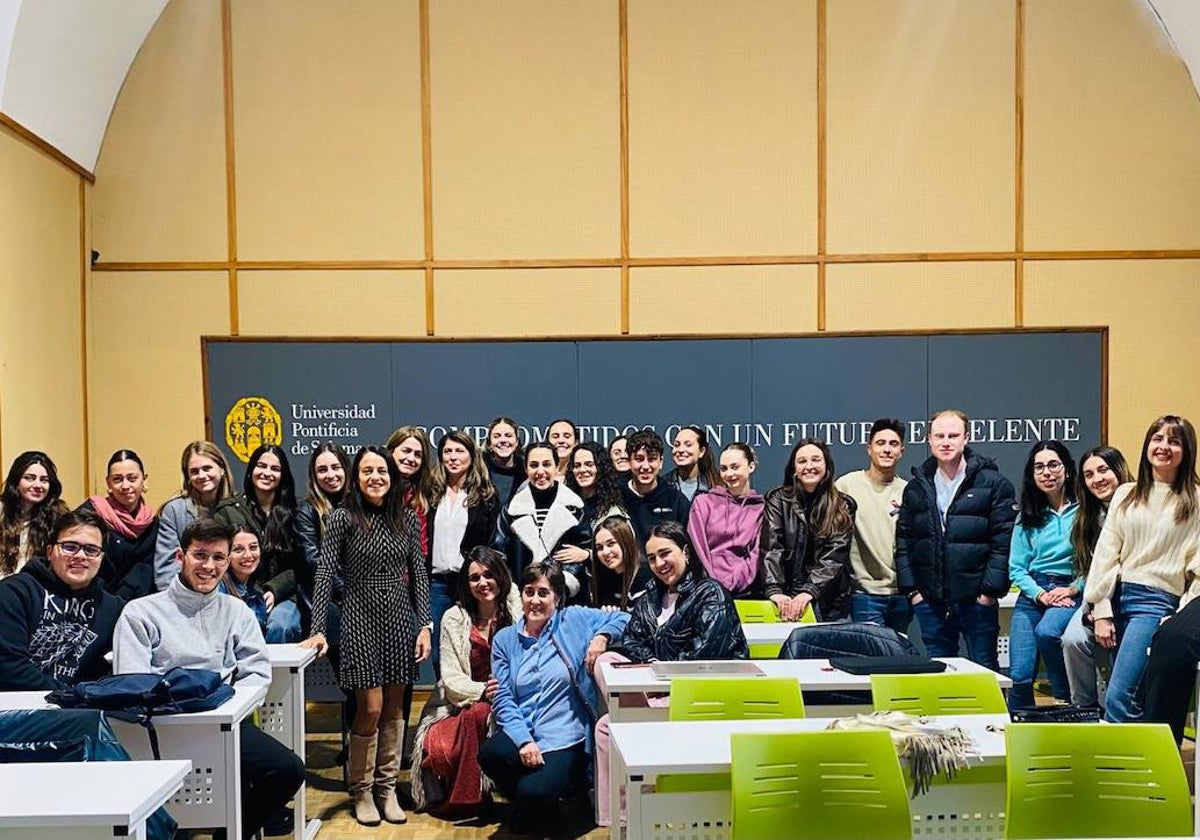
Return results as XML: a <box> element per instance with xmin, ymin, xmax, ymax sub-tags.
<box><xmin>762</xmin><ymin>438</ymin><xmax>857</xmax><ymax>621</ymax></box>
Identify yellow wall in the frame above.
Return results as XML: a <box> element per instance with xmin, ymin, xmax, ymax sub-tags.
<box><xmin>86</xmin><ymin>0</ymin><xmax>1200</xmax><ymax>498</ymax></box>
<box><xmin>0</xmin><ymin>125</ymin><xmax>85</xmax><ymax>500</ymax></box>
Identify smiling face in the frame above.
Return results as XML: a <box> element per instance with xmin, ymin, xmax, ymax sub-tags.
<box><xmin>646</xmin><ymin>534</ymin><xmax>688</xmax><ymax>589</ymax></box>
<box><xmin>466</xmin><ymin>560</ymin><xmax>499</xmax><ymax>606</ymax></box>
<box><xmin>17</xmin><ymin>463</ymin><xmax>51</xmax><ymax>509</ymax></box>
<box><xmin>489</xmin><ymin>422</ymin><xmax>518</xmax><ymax>462</ymax></box>
<box><xmin>251</xmin><ymin>451</ymin><xmax>283</xmax><ymax>496</ymax></box>
<box><xmin>187</xmin><ymin>453</ymin><xmax>225</xmax><ymax>502</ymax></box>
<box><xmin>719</xmin><ymin>448</ymin><xmax>755</xmax><ymax>495</ymax></box>
<box><xmin>1146</xmin><ymin>424</ymin><xmax>1185</xmax><ymax>482</ymax></box>
<box><xmin>672</xmin><ymin>428</ymin><xmax>704</xmax><ymax>469</ymax></box>
<box><xmin>867</xmin><ymin>429</ymin><xmax>905</xmax><ymax>473</ymax></box>
<box><xmin>1081</xmin><ymin>455</ymin><xmax>1120</xmax><ymax>503</ymax></box>
<box><xmin>548</xmin><ymin>422</ymin><xmax>576</xmax><ymax>463</ymax></box>
<box><xmin>521</xmin><ymin>574</ymin><xmax>558</xmax><ymax>626</ymax></box>
<box><xmin>358</xmin><ymin>452</ymin><xmax>391</xmax><ymax>505</ymax></box>
<box><xmin>609</xmin><ymin>438</ymin><xmax>630</xmax><ymax>472</ymax></box>
<box><xmin>441</xmin><ymin>439</ymin><xmax>471</xmax><ymax>482</ymax></box>
<box><xmin>928</xmin><ymin>414</ymin><xmax>968</xmax><ymax>468</ymax></box>
<box><xmin>48</xmin><ymin>524</ymin><xmax>104</xmax><ymax>591</ymax></box>
<box><xmin>177</xmin><ymin>537</ymin><xmax>231</xmax><ymax>594</ymax></box>
<box><xmin>594</xmin><ymin>526</ymin><xmax>625</xmax><ymax>572</ymax></box>
<box><xmin>570</xmin><ymin>449</ymin><xmax>597</xmax><ymax>492</ymax></box>
<box><xmin>1031</xmin><ymin>448</ymin><xmax>1067</xmax><ymax>497</ymax></box>
<box><xmin>793</xmin><ymin>444</ymin><xmax>827</xmax><ymax>493</ymax></box>
<box><xmin>629</xmin><ymin>447</ymin><xmax>663</xmax><ymax>492</ymax></box>
<box><xmin>525</xmin><ymin>446</ymin><xmax>557</xmax><ymax>490</ymax></box>
<box><xmin>391</xmin><ymin>436</ymin><xmax>424</xmax><ymax>478</ymax></box>
<box><xmin>313</xmin><ymin>451</ymin><xmax>345</xmax><ymax>496</ymax></box>
<box><xmin>106</xmin><ymin>459</ymin><xmax>146</xmax><ymax>513</ymax></box>
<box><xmin>229</xmin><ymin>530</ymin><xmax>261</xmax><ymax>584</ymax></box>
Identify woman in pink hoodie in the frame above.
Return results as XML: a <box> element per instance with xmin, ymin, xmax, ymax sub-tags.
<box><xmin>686</xmin><ymin>443</ymin><xmax>765</xmax><ymax>598</ymax></box>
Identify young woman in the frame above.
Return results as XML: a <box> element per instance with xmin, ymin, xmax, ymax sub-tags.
<box><xmin>217</xmin><ymin>524</ymin><xmax>270</xmax><ymax>634</ymax></box>
<box><xmin>428</xmin><ymin>431</ymin><xmax>499</xmax><ymax>669</ymax></box>
<box><xmin>386</xmin><ymin>426</ymin><xmax>435</xmax><ymax>558</ymax></box>
<box><xmin>154</xmin><ymin>441</ymin><xmax>234</xmax><ymax>591</ymax></box>
<box><xmin>590</xmin><ymin>515</ymin><xmax>651</xmax><ymax>610</ymax></box>
<box><xmin>302</xmin><ymin>445</ymin><xmax>432</xmax><ymax>826</ymax></box>
<box><xmin>592</xmin><ymin>520</ymin><xmax>749</xmax><ymax>826</ymax></box>
<box><xmin>609</xmin><ymin>435</ymin><xmax>630</xmax><ymax>475</ymax></box>
<box><xmin>78</xmin><ymin>450</ymin><xmax>158</xmax><ymax>600</ymax></box>
<box><xmin>411</xmin><ymin>547</ymin><xmax>521</xmax><ymax>815</ymax></box>
<box><xmin>295</xmin><ymin>444</ymin><xmax>350</xmax><ymax>638</ymax></box>
<box><xmin>547</xmin><ymin>418</ymin><xmax>578</xmax><ymax>475</ymax></box>
<box><xmin>484</xmin><ymin>416</ymin><xmax>523</xmax><ymax>507</ymax></box>
<box><xmin>686</xmin><ymin>442</ymin><xmax>764</xmax><ymax>598</ymax></box>
<box><xmin>493</xmin><ymin>442</ymin><xmax>591</xmax><ymax>604</ymax></box>
<box><xmin>214</xmin><ymin>443</ymin><xmax>303</xmax><ymax>643</ymax></box>
<box><xmin>762</xmin><ymin>438</ymin><xmax>857</xmax><ymax>621</ymax></box>
<box><xmin>479</xmin><ymin>561</ymin><xmax>628</xmax><ymax>836</ymax></box>
<box><xmin>1062</xmin><ymin>446</ymin><xmax>1131</xmax><ymax>709</ymax></box>
<box><xmin>564</xmin><ymin>442</ymin><xmax>626</xmax><ymax>535</ymax></box>
<box><xmin>664</xmin><ymin>426</ymin><xmax>720</xmax><ymax>502</ymax></box>
<box><xmin>1006</xmin><ymin>441</ymin><xmax>1079</xmax><ymax>709</ymax></box>
<box><xmin>0</xmin><ymin>451</ymin><xmax>69</xmax><ymax>580</ymax></box>
<box><xmin>1083</xmin><ymin>415</ymin><xmax>1200</xmax><ymax>722</ymax></box>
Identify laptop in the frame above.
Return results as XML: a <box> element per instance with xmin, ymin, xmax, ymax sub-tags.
<box><xmin>650</xmin><ymin>661</ymin><xmax>766</xmax><ymax>680</ymax></box>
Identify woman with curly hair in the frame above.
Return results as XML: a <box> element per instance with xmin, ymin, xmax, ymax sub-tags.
<box><xmin>0</xmin><ymin>451</ymin><xmax>69</xmax><ymax>579</ymax></box>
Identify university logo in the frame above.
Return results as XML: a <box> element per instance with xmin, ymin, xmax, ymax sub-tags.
<box><xmin>225</xmin><ymin>396</ymin><xmax>283</xmax><ymax>463</ymax></box>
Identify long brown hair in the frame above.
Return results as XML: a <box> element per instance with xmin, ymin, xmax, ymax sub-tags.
<box><xmin>1120</xmin><ymin>415</ymin><xmax>1199</xmax><ymax>524</ymax></box>
<box><xmin>1</xmin><ymin>451</ymin><xmax>68</xmax><ymax>575</ymax></box>
<box><xmin>386</xmin><ymin>425</ymin><xmax>434</xmax><ymax>514</ymax></box>
<box><xmin>590</xmin><ymin>515</ymin><xmax>640</xmax><ymax>608</ymax></box>
<box><xmin>305</xmin><ymin>443</ymin><xmax>351</xmax><ymax>523</ymax></box>
<box><xmin>430</xmin><ymin>430</ymin><xmax>497</xmax><ymax>509</ymax></box>
<box><xmin>458</xmin><ymin>546</ymin><xmax>515</xmax><ymax>631</ymax></box>
<box><xmin>782</xmin><ymin>438</ymin><xmax>853</xmax><ymax>538</ymax></box>
<box><xmin>1070</xmin><ymin>446</ymin><xmax>1131</xmax><ymax>578</ymax></box>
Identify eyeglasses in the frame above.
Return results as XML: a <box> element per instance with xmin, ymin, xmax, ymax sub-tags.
<box><xmin>186</xmin><ymin>549</ymin><xmax>228</xmax><ymax>565</ymax></box>
<box><xmin>1032</xmin><ymin>461</ymin><xmax>1064</xmax><ymax>475</ymax></box>
<box><xmin>56</xmin><ymin>541</ymin><xmax>103</xmax><ymax>559</ymax></box>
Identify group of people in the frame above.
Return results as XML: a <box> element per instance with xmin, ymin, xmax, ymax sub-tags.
<box><xmin>0</xmin><ymin>409</ymin><xmax>1198</xmax><ymax>836</ymax></box>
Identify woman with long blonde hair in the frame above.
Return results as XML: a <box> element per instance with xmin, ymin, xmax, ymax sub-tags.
<box><xmin>153</xmin><ymin>441</ymin><xmax>233</xmax><ymax>591</ymax></box>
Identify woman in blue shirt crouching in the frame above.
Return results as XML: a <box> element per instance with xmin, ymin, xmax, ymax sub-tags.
<box><xmin>479</xmin><ymin>560</ymin><xmax>628</xmax><ymax>835</ymax></box>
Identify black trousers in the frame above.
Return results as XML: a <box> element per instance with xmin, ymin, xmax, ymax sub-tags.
<box><xmin>477</xmin><ymin>731</ymin><xmax>586</xmax><ymax>820</ymax></box>
<box><xmin>240</xmin><ymin>719</ymin><xmax>306</xmax><ymax>837</ymax></box>
<box><xmin>1138</xmin><ymin>597</ymin><xmax>1200</xmax><ymax>743</ymax></box>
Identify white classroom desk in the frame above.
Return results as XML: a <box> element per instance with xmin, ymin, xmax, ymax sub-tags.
<box><xmin>0</xmin><ymin>759</ymin><xmax>192</xmax><ymax>840</ymax></box>
<box><xmin>611</xmin><ymin>713</ymin><xmax>1010</xmax><ymax>840</ymax></box>
<box><xmin>0</xmin><ymin>684</ymin><xmax>266</xmax><ymax>840</ymax></box>
<box><xmin>265</xmin><ymin>643</ymin><xmax>321</xmax><ymax>840</ymax></box>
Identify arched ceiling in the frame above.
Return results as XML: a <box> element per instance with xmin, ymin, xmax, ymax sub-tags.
<box><xmin>0</xmin><ymin>0</ymin><xmax>1196</xmax><ymax>176</ymax></box>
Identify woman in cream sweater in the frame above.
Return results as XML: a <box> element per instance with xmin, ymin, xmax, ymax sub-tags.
<box><xmin>1084</xmin><ymin>414</ymin><xmax>1200</xmax><ymax>722</ymax></box>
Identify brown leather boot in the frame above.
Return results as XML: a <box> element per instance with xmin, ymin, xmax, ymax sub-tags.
<box><xmin>349</xmin><ymin>732</ymin><xmax>381</xmax><ymax>826</ymax></box>
<box><xmin>373</xmin><ymin>716</ymin><xmax>408</xmax><ymax>823</ymax></box>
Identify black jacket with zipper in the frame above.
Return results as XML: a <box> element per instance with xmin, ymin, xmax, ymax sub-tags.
<box><xmin>760</xmin><ymin>486</ymin><xmax>857</xmax><ymax>620</ymax></box>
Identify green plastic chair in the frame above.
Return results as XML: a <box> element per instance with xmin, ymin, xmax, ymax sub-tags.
<box><xmin>734</xmin><ymin>599</ymin><xmax>816</xmax><ymax>659</ymax></box>
<box><xmin>658</xmin><ymin>677</ymin><xmax>805</xmax><ymax>793</ymax></box>
<box><xmin>1005</xmin><ymin>722</ymin><xmax>1192</xmax><ymax>839</ymax></box>
<box><xmin>730</xmin><ymin>730</ymin><xmax>911</xmax><ymax>840</ymax></box>
<box><xmin>870</xmin><ymin>672</ymin><xmax>1007</xmax><ymax>715</ymax></box>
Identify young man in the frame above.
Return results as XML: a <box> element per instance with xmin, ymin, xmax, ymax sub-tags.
<box><xmin>0</xmin><ymin>509</ymin><xmax>124</xmax><ymax>690</ymax></box>
<box><xmin>835</xmin><ymin>418</ymin><xmax>910</xmax><ymax>633</ymax></box>
<box><xmin>620</xmin><ymin>430</ymin><xmax>690</xmax><ymax>547</ymax></box>
<box><xmin>547</xmin><ymin>418</ymin><xmax>578</xmax><ymax>475</ymax></box>
<box><xmin>895</xmin><ymin>410</ymin><xmax>1016</xmax><ymax>669</ymax></box>
<box><xmin>114</xmin><ymin>518</ymin><xmax>304</xmax><ymax>839</ymax></box>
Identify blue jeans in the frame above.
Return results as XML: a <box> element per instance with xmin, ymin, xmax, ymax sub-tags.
<box><xmin>914</xmin><ymin>597</ymin><xmax>1000</xmax><ymax>670</ymax></box>
<box><xmin>1008</xmin><ymin>574</ymin><xmax>1077</xmax><ymax>708</ymax></box>
<box><xmin>851</xmin><ymin>593</ymin><xmax>913</xmax><ymax>634</ymax></box>
<box><xmin>265</xmin><ymin>599</ymin><xmax>302</xmax><ymax>643</ymax></box>
<box><xmin>1105</xmin><ymin>581</ymin><xmax>1179</xmax><ymax>723</ymax></box>
<box><xmin>430</xmin><ymin>573</ymin><xmax>458</xmax><ymax>675</ymax></box>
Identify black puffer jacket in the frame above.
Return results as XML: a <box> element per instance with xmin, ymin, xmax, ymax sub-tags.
<box><xmin>760</xmin><ymin>487</ymin><xmax>857</xmax><ymax>621</ymax></box>
<box><xmin>613</xmin><ymin>568</ymin><xmax>748</xmax><ymax>662</ymax></box>
<box><xmin>895</xmin><ymin>449</ymin><xmax>1017</xmax><ymax>603</ymax></box>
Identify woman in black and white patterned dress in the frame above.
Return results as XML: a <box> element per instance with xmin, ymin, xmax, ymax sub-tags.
<box><xmin>303</xmin><ymin>445</ymin><xmax>431</xmax><ymax>826</ymax></box>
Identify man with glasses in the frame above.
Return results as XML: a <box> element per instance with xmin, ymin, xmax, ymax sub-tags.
<box><xmin>114</xmin><ymin>518</ymin><xmax>303</xmax><ymax>839</ymax></box>
<box><xmin>0</xmin><ymin>509</ymin><xmax>124</xmax><ymax>689</ymax></box>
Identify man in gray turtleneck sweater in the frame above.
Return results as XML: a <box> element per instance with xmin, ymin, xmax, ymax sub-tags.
<box><xmin>114</xmin><ymin>518</ymin><xmax>303</xmax><ymax>839</ymax></box>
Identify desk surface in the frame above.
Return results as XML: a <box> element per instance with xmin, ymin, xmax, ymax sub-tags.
<box><xmin>601</xmin><ymin>656</ymin><xmax>1012</xmax><ymax>693</ymax></box>
<box><xmin>267</xmin><ymin>643</ymin><xmax>318</xmax><ymax>670</ymax></box>
<box><xmin>0</xmin><ymin>759</ymin><xmax>191</xmax><ymax>827</ymax></box>
<box><xmin>611</xmin><ymin>713</ymin><xmax>1010</xmax><ymax>776</ymax></box>
<box><xmin>0</xmin><ymin>683</ymin><xmax>267</xmax><ymax>725</ymax></box>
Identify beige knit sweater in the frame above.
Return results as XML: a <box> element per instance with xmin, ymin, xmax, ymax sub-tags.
<box><xmin>1085</xmin><ymin>482</ymin><xmax>1200</xmax><ymax>620</ymax></box>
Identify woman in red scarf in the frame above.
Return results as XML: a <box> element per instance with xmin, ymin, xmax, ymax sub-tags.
<box><xmin>77</xmin><ymin>450</ymin><xmax>158</xmax><ymax>600</ymax></box>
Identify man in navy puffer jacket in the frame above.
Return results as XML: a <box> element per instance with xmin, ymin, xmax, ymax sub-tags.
<box><xmin>895</xmin><ymin>410</ymin><xmax>1017</xmax><ymax>670</ymax></box>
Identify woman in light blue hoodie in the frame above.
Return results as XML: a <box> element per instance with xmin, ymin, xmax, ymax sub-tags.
<box><xmin>1007</xmin><ymin>440</ymin><xmax>1080</xmax><ymax>709</ymax></box>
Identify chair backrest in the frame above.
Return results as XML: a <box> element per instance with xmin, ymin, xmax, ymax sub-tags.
<box><xmin>731</xmin><ymin>730</ymin><xmax>911</xmax><ymax>840</ymax></box>
<box><xmin>1005</xmin><ymin>722</ymin><xmax>1192</xmax><ymax>839</ymax></box>
<box><xmin>669</xmin><ymin>677</ymin><xmax>805</xmax><ymax>721</ymax></box>
<box><xmin>734</xmin><ymin>599</ymin><xmax>815</xmax><ymax>624</ymax></box>
<box><xmin>870</xmin><ymin>672</ymin><xmax>1007</xmax><ymax>715</ymax></box>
